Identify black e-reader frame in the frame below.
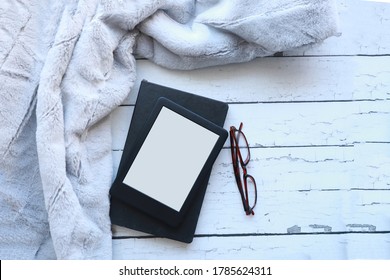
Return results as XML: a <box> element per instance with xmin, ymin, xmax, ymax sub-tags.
<box><xmin>110</xmin><ymin>97</ymin><xmax>228</xmax><ymax>227</ymax></box>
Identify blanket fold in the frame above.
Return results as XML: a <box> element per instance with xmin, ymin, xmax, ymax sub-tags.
<box><xmin>0</xmin><ymin>0</ymin><xmax>338</xmax><ymax>259</ymax></box>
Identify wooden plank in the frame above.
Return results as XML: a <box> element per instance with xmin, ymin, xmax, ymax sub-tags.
<box><xmin>112</xmin><ymin>233</ymin><xmax>390</xmax><ymax>259</ymax></box>
<box><xmin>284</xmin><ymin>0</ymin><xmax>390</xmax><ymax>56</ymax></box>
<box><xmin>111</xmin><ymin>100</ymin><xmax>390</xmax><ymax>150</ymax></box>
<box><xmin>121</xmin><ymin>56</ymin><xmax>390</xmax><ymax>105</ymax></box>
<box><xmin>112</xmin><ymin>188</ymin><xmax>390</xmax><ymax>236</ymax></box>
<box><xmin>113</xmin><ymin>144</ymin><xmax>390</xmax><ymax>193</ymax></box>
<box><xmin>111</xmin><ymin>143</ymin><xmax>390</xmax><ymax>236</ymax></box>
<box><xmin>112</xmin><ymin>186</ymin><xmax>387</xmax><ymax>236</ymax></box>
<box><xmin>354</xmin><ymin>143</ymin><xmax>390</xmax><ymax>189</ymax></box>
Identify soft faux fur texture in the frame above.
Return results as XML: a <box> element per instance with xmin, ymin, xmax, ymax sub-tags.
<box><xmin>0</xmin><ymin>0</ymin><xmax>338</xmax><ymax>259</ymax></box>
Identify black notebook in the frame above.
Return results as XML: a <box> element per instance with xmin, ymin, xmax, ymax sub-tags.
<box><xmin>110</xmin><ymin>80</ymin><xmax>229</xmax><ymax>243</ymax></box>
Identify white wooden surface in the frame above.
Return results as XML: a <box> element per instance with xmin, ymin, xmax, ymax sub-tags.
<box><xmin>111</xmin><ymin>0</ymin><xmax>390</xmax><ymax>259</ymax></box>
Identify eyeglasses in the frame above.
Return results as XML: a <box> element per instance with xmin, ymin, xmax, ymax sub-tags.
<box><xmin>229</xmin><ymin>122</ymin><xmax>257</xmax><ymax>215</ymax></box>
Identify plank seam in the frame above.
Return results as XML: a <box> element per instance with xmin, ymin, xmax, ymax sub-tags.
<box><xmin>112</xmin><ymin>231</ymin><xmax>390</xmax><ymax>240</ymax></box>
<box><xmin>118</xmin><ymin>98</ymin><xmax>390</xmax><ymax>107</ymax></box>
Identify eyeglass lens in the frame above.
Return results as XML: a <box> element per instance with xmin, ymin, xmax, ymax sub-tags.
<box><xmin>233</xmin><ymin>129</ymin><xmax>250</xmax><ymax>165</ymax></box>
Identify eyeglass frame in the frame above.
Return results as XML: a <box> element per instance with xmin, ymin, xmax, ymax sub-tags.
<box><xmin>229</xmin><ymin>122</ymin><xmax>257</xmax><ymax>215</ymax></box>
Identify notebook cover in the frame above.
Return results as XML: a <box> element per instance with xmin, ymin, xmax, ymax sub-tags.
<box><xmin>110</xmin><ymin>80</ymin><xmax>229</xmax><ymax>243</ymax></box>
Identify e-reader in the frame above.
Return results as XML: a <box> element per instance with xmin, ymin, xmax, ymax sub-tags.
<box><xmin>110</xmin><ymin>97</ymin><xmax>228</xmax><ymax>227</ymax></box>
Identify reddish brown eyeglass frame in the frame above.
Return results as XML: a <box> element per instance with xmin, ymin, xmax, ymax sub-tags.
<box><xmin>229</xmin><ymin>122</ymin><xmax>257</xmax><ymax>215</ymax></box>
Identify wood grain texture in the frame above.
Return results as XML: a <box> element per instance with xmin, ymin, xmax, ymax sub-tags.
<box><xmin>110</xmin><ymin>0</ymin><xmax>390</xmax><ymax>259</ymax></box>
<box><xmin>113</xmin><ymin>233</ymin><xmax>390</xmax><ymax>260</ymax></box>
<box><xmin>112</xmin><ymin>144</ymin><xmax>390</xmax><ymax>236</ymax></box>
<box><xmin>112</xmin><ymin>100</ymin><xmax>390</xmax><ymax>150</ymax></box>
<box><xmin>120</xmin><ymin>56</ymin><xmax>390</xmax><ymax>105</ymax></box>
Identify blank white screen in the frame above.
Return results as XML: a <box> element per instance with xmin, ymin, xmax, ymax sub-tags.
<box><xmin>123</xmin><ymin>106</ymin><xmax>219</xmax><ymax>212</ymax></box>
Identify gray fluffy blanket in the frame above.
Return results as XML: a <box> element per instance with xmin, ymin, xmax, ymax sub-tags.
<box><xmin>0</xmin><ymin>0</ymin><xmax>338</xmax><ymax>259</ymax></box>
